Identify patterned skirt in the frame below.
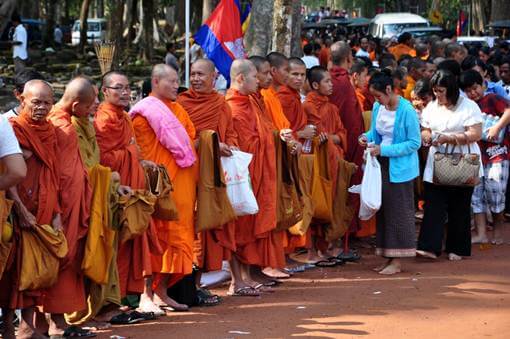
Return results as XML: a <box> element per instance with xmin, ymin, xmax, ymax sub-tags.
<box><xmin>375</xmin><ymin>157</ymin><xmax>416</xmax><ymax>258</ymax></box>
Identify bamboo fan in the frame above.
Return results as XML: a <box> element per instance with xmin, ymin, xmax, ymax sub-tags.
<box><xmin>94</xmin><ymin>41</ymin><xmax>116</xmax><ymax>75</ymax></box>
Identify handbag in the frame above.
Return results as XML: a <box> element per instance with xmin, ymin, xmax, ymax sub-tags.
<box><xmin>145</xmin><ymin>165</ymin><xmax>179</xmax><ymax>221</ymax></box>
<box><xmin>311</xmin><ymin>138</ymin><xmax>333</xmax><ymax>222</ymax></box>
<box><xmin>433</xmin><ymin>143</ymin><xmax>481</xmax><ymax>187</ymax></box>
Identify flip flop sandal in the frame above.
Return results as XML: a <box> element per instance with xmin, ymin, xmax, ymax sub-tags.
<box><xmin>326</xmin><ymin>257</ymin><xmax>345</xmax><ymax>266</ymax></box>
<box><xmin>159</xmin><ymin>304</ymin><xmax>189</xmax><ymax>312</ymax></box>
<box><xmin>252</xmin><ymin>283</ymin><xmax>275</xmax><ymax>293</ymax></box>
<box><xmin>337</xmin><ymin>251</ymin><xmax>362</xmax><ymax>262</ymax></box>
<box><xmin>60</xmin><ymin>326</ymin><xmax>96</xmax><ymax>338</ymax></box>
<box><xmin>285</xmin><ymin>265</ymin><xmax>306</xmax><ymax>273</ymax></box>
<box><xmin>262</xmin><ymin>280</ymin><xmax>279</xmax><ymax>287</ymax></box>
<box><xmin>197</xmin><ymin>289</ymin><xmax>221</xmax><ymax>306</ymax></box>
<box><xmin>109</xmin><ymin>312</ymin><xmax>144</xmax><ymax>325</ymax></box>
<box><xmin>314</xmin><ymin>259</ymin><xmax>337</xmax><ymax>267</ymax></box>
<box><xmin>129</xmin><ymin>311</ymin><xmax>156</xmax><ymax>321</ymax></box>
<box><xmin>227</xmin><ymin>286</ymin><xmax>260</xmax><ymax>297</ymax></box>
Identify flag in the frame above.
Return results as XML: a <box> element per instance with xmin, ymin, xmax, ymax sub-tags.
<box><xmin>194</xmin><ymin>0</ymin><xmax>248</xmax><ymax>81</ymax></box>
<box><xmin>456</xmin><ymin>10</ymin><xmax>467</xmax><ymax>36</ymax></box>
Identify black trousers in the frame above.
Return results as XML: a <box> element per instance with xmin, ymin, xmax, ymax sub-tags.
<box><xmin>417</xmin><ymin>182</ymin><xmax>474</xmax><ymax>256</ymax></box>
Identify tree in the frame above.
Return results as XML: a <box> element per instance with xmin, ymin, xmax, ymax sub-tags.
<box><xmin>142</xmin><ymin>0</ymin><xmax>154</xmax><ymax>62</ymax></box>
<box><xmin>272</xmin><ymin>0</ymin><xmax>293</xmax><ymax>55</ymax></box>
<box><xmin>490</xmin><ymin>0</ymin><xmax>510</xmax><ymax>22</ymax></box>
<box><xmin>106</xmin><ymin>0</ymin><xmax>125</xmax><ymax>67</ymax></box>
<box><xmin>202</xmin><ymin>0</ymin><xmax>218</xmax><ymax>23</ymax></box>
<box><xmin>290</xmin><ymin>0</ymin><xmax>301</xmax><ymax>57</ymax></box>
<box><xmin>79</xmin><ymin>0</ymin><xmax>92</xmax><ymax>53</ymax></box>
<box><xmin>43</xmin><ymin>0</ymin><xmax>57</xmax><ymax>47</ymax></box>
<box><xmin>245</xmin><ymin>0</ymin><xmax>273</xmax><ymax>56</ymax></box>
<box><xmin>0</xmin><ymin>0</ymin><xmax>17</xmax><ymax>38</ymax></box>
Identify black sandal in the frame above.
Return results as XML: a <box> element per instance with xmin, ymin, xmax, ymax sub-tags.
<box><xmin>61</xmin><ymin>326</ymin><xmax>96</xmax><ymax>338</ymax></box>
<box><xmin>314</xmin><ymin>259</ymin><xmax>337</xmax><ymax>267</ymax></box>
<box><xmin>109</xmin><ymin>312</ymin><xmax>145</xmax><ymax>325</ymax></box>
<box><xmin>197</xmin><ymin>288</ymin><xmax>221</xmax><ymax>306</ymax></box>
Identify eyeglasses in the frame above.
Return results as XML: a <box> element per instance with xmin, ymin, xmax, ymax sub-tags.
<box><xmin>105</xmin><ymin>86</ymin><xmax>131</xmax><ymax>92</ymax></box>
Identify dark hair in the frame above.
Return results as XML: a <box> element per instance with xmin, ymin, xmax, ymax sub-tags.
<box><xmin>500</xmin><ymin>56</ymin><xmax>510</xmax><ymax>67</ymax></box>
<box><xmin>288</xmin><ymin>57</ymin><xmax>306</xmax><ymax>68</ymax></box>
<box><xmin>407</xmin><ymin>57</ymin><xmax>426</xmax><ymax>72</ymax></box>
<box><xmin>479</xmin><ymin>46</ymin><xmax>491</xmax><ymax>56</ymax></box>
<box><xmin>461</xmin><ymin>56</ymin><xmax>487</xmax><ymax>72</ymax></box>
<box><xmin>101</xmin><ymin>70</ymin><xmax>128</xmax><ymax>88</ymax></box>
<box><xmin>369</xmin><ymin>68</ymin><xmax>393</xmax><ymax>92</ymax></box>
<box><xmin>444</xmin><ymin>43</ymin><xmax>462</xmax><ymax>58</ymax></box>
<box><xmin>165</xmin><ymin>42</ymin><xmax>174</xmax><ymax>51</ymax></box>
<box><xmin>303</xmin><ymin>43</ymin><xmax>314</xmax><ymax>55</ymax></box>
<box><xmin>307</xmin><ymin>66</ymin><xmax>327</xmax><ymax>88</ymax></box>
<box><xmin>437</xmin><ymin>59</ymin><xmax>461</xmax><ymax>78</ymax></box>
<box><xmin>430</xmin><ymin>69</ymin><xmax>460</xmax><ymax>105</ymax></box>
<box><xmin>142</xmin><ymin>78</ymin><xmax>152</xmax><ymax>98</ymax></box>
<box><xmin>391</xmin><ymin>67</ymin><xmax>407</xmax><ymax>81</ymax></box>
<box><xmin>398</xmin><ymin>32</ymin><xmax>412</xmax><ymax>44</ymax></box>
<box><xmin>267</xmin><ymin>52</ymin><xmax>288</xmax><ymax>68</ymax></box>
<box><xmin>15</xmin><ymin>70</ymin><xmax>44</xmax><ymax>93</ymax></box>
<box><xmin>11</xmin><ymin>13</ymin><xmax>21</xmax><ymax>23</ymax></box>
<box><xmin>350</xmin><ymin>59</ymin><xmax>368</xmax><ymax>75</ymax></box>
<box><xmin>313</xmin><ymin>43</ymin><xmax>321</xmax><ymax>52</ymax></box>
<box><xmin>248</xmin><ymin>55</ymin><xmax>268</xmax><ymax>71</ymax></box>
<box><xmin>413</xmin><ymin>79</ymin><xmax>433</xmax><ymax>98</ymax></box>
<box><xmin>459</xmin><ymin>69</ymin><xmax>484</xmax><ymax>90</ymax></box>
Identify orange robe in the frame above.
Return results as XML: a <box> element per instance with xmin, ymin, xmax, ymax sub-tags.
<box><xmin>403</xmin><ymin>75</ymin><xmax>416</xmax><ymax>101</ymax></box>
<box><xmin>319</xmin><ymin>47</ymin><xmax>331</xmax><ymax>68</ymax></box>
<box><xmin>132</xmin><ymin>97</ymin><xmax>198</xmax><ymax>283</ymax></box>
<box><xmin>0</xmin><ymin>113</ymin><xmax>60</xmax><ymax>309</ymax></box>
<box><xmin>260</xmin><ymin>87</ymin><xmax>291</xmax><ymax>130</ymax></box>
<box><xmin>389</xmin><ymin>43</ymin><xmax>417</xmax><ymax>60</ymax></box>
<box><xmin>277</xmin><ymin>86</ymin><xmax>307</xmax><ymax>134</ymax></box>
<box><xmin>94</xmin><ymin>102</ymin><xmax>154</xmax><ymax>296</ymax></box>
<box><xmin>177</xmin><ymin>89</ymin><xmax>237</xmax><ymax>272</ymax></box>
<box><xmin>42</xmin><ymin>106</ymin><xmax>91</xmax><ymax>313</ymax></box>
<box><xmin>226</xmin><ymin>89</ymin><xmax>283</xmax><ymax>268</ymax></box>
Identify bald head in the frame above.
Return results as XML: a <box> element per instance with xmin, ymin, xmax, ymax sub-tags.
<box><xmin>190</xmin><ymin>59</ymin><xmax>217</xmax><ymax>93</ymax></box>
<box><xmin>21</xmin><ymin>80</ymin><xmax>54</xmax><ymax>122</ymax></box>
<box><xmin>230</xmin><ymin>59</ymin><xmax>258</xmax><ymax>95</ymax></box>
<box><xmin>60</xmin><ymin>77</ymin><xmax>96</xmax><ymax>117</ymax></box>
<box><xmin>330</xmin><ymin>41</ymin><xmax>353</xmax><ymax>66</ymax></box>
<box><xmin>151</xmin><ymin>63</ymin><xmax>179</xmax><ymax>101</ymax></box>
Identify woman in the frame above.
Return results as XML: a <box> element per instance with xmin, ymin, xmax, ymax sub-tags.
<box><xmin>417</xmin><ymin>69</ymin><xmax>483</xmax><ymax>261</ymax></box>
<box><xmin>359</xmin><ymin>69</ymin><xmax>421</xmax><ymax>275</ymax></box>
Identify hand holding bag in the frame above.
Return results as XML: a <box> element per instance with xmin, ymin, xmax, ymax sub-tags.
<box><xmin>433</xmin><ymin>143</ymin><xmax>480</xmax><ymax>187</ymax></box>
<box><xmin>145</xmin><ymin>165</ymin><xmax>179</xmax><ymax>221</ymax></box>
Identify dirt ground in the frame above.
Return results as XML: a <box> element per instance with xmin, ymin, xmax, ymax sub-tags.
<box><xmin>96</xmin><ymin>227</ymin><xmax>510</xmax><ymax>339</ymax></box>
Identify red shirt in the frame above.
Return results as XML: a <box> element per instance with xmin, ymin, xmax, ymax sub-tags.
<box><xmin>477</xmin><ymin>93</ymin><xmax>510</xmax><ymax>163</ymax></box>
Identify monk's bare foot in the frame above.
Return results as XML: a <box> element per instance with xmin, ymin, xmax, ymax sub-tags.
<box><xmin>471</xmin><ymin>234</ymin><xmax>489</xmax><ymax>244</ymax></box>
<box><xmin>153</xmin><ymin>291</ymin><xmax>189</xmax><ymax>312</ymax></box>
<box><xmin>227</xmin><ymin>282</ymin><xmax>260</xmax><ymax>296</ymax></box>
<box><xmin>327</xmin><ymin>246</ymin><xmax>342</xmax><ymax>258</ymax></box>
<box><xmin>378</xmin><ymin>260</ymin><xmax>401</xmax><ymax>275</ymax></box>
<box><xmin>448</xmin><ymin>253</ymin><xmax>462</xmax><ymax>261</ymax></box>
<box><xmin>373</xmin><ymin>260</ymin><xmax>391</xmax><ymax>272</ymax></box>
<box><xmin>138</xmin><ymin>294</ymin><xmax>165</xmax><ymax>316</ymax></box>
<box><xmin>17</xmin><ymin>322</ymin><xmax>46</xmax><ymax>339</ymax></box>
<box><xmin>262</xmin><ymin>267</ymin><xmax>290</xmax><ymax>279</ymax></box>
<box><xmin>47</xmin><ymin>314</ymin><xmax>67</xmax><ymax>336</ymax></box>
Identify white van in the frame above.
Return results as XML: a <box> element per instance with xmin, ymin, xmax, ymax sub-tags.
<box><xmin>369</xmin><ymin>13</ymin><xmax>430</xmax><ymax>39</ymax></box>
<box><xmin>71</xmin><ymin>18</ymin><xmax>107</xmax><ymax>45</ymax></box>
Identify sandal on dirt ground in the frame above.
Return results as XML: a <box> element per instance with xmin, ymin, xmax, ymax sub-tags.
<box><xmin>50</xmin><ymin>326</ymin><xmax>96</xmax><ymax>338</ymax></box>
<box><xmin>129</xmin><ymin>311</ymin><xmax>156</xmax><ymax>321</ymax></box>
<box><xmin>109</xmin><ymin>312</ymin><xmax>145</xmax><ymax>325</ymax></box>
<box><xmin>159</xmin><ymin>304</ymin><xmax>189</xmax><ymax>312</ymax></box>
<box><xmin>227</xmin><ymin>286</ymin><xmax>260</xmax><ymax>297</ymax></box>
<box><xmin>314</xmin><ymin>259</ymin><xmax>337</xmax><ymax>267</ymax></box>
<box><xmin>197</xmin><ymin>288</ymin><xmax>221</xmax><ymax>306</ymax></box>
<box><xmin>337</xmin><ymin>250</ymin><xmax>362</xmax><ymax>262</ymax></box>
<box><xmin>252</xmin><ymin>283</ymin><xmax>274</xmax><ymax>293</ymax></box>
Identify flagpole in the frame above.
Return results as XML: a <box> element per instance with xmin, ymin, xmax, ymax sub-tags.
<box><xmin>185</xmin><ymin>0</ymin><xmax>190</xmax><ymax>87</ymax></box>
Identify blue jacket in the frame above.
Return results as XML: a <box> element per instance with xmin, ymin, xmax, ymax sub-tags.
<box><xmin>365</xmin><ymin>97</ymin><xmax>421</xmax><ymax>183</ymax></box>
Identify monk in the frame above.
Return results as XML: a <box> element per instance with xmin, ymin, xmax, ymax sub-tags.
<box><xmin>226</xmin><ymin>59</ymin><xmax>280</xmax><ymax>296</ymax></box>
<box><xmin>43</xmin><ymin>78</ymin><xmax>96</xmax><ymax>336</ymax></box>
<box><xmin>94</xmin><ymin>71</ymin><xmax>162</xmax><ymax>314</ymax></box>
<box><xmin>349</xmin><ymin>59</ymin><xmax>370</xmax><ymax>113</ymax></box>
<box><xmin>329</xmin><ymin>41</ymin><xmax>364</xmax><ymax>261</ymax></box>
<box><xmin>262</xmin><ymin>52</ymin><xmax>292</xmax><ymax>131</ymax></box>
<box><xmin>389</xmin><ymin>32</ymin><xmax>416</xmax><ymax>61</ymax></box>
<box><xmin>277</xmin><ymin>57</ymin><xmax>317</xmax><ymax>146</ymax></box>
<box><xmin>177</xmin><ymin>59</ymin><xmax>242</xmax><ymax>299</ymax></box>
<box><xmin>1</xmin><ymin>80</ymin><xmax>61</xmax><ymax>339</ymax></box>
<box><xmin>131</xmin><ymin>64</ymin><xmax>197</xmax><ymax>312</ymax></box>
<box><xmin>402</xmin><ymin>58</ymin><xmax>426</xmax><ymax>101</ymax></box>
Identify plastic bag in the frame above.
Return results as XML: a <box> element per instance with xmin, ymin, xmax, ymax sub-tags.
<box><xmin>221</xmin><ymin>150</ymin><xmax>259</xmax><ymax>216</ymax></box>
<box><xmin>348</xmin><ymin>150</ymin><xmax>381</xmax><ymax>220</ymax></box>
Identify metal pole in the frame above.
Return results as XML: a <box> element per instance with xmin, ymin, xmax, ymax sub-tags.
<box><xmin>185</xmin><ymin>0</ymin><xmax>190</xmax><ymax>87</ymax></box>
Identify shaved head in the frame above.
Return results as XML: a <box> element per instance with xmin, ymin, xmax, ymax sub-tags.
<box><xmin>152</xmin><ymin>63</ymin><xmax>178</xmax><ymax>81</ymax></box>
<box><xmin>249</xmin><ymin>56</ymin><xmax>272</xmax><ymax>89</ymax></box>
<box><xmin>102</xmin><ymin>71</ymin><xmax>127</xmax><ymax>88</ymax></box>
<box><xmin>330</xmin><ymin>41</ymin><xmax>353</xmax><ymax>66</ymax></box>
<box><xmin>230</xmin><ymin>59</ymin><xmax>256</xmax><ymax>80</ymax></box>
<box><xmin>230</xmin><ymin>59</ymin><xmax>258</xmax><ymax>95</ymax></box>
<box><xmin>21</xmin><ymin>80</ymin><xmax>54</xmax><ymax>122</ymax></box>
<box><xmin>151</xmin><ymin>63</ymin><xmax>179</xmax><ymax>101</ymax></box>
<box><xmin>267</xmin><ymin>52</ymin><xmax>288</xmax><ymax>68</ymax></box>
<box><xmin>62</xmin><ymin>77</ymin><xmax>95</xmax><ymax>103</ymax></box>
<box><xmin>190</xmin><ymin>59</ymin><xmax>217</xmax><ymax>93</ymax></box>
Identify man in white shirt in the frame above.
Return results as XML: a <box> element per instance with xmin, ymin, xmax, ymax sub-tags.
<box><xmin>0</xmin><ymin>114</ymin><xmax>26</xmax><ymax>190</ymax></box>
<box><xmin>355</xmin><ymin>37</ymin><xmax>370</xmax><ymax>58</ymax></box>
<box><xmin>301</xmin><ymin>43</ymin><xmax>319</xmax><ymax>69</ymax></box>
<box><xmin>11</xmin><ymin>14</ymin><xmax>28</xmax><ymax>75</ymax></box>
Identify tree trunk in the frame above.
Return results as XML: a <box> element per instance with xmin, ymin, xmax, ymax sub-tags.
<box><xmin>0</xmin><ymin>0</ymin><xmax>17</xmax><ymax>38</ymax></box>
<box><xmin>272</xmin><ymin>0</ymin><xmax>293</xmax><ymax>56</ymax></box>
<box><xmin>472</xmin><ymin>0</ymin><xmax>489</xmax><ymax>34</ymax></box>
<box><xmin>245</xmin><ymin>0</ymin><xmax>273</xmax><ymax>56</ymax></box>
<box><xmin>107</xmin><ymin>0</ymin><xmax>125</xmax><ymax>68</ymax></box>
<box><xmin>172</xmin><ymin>0</ymin><xmax>185</xmax><ymax>38</ymax></box>
<box><xmin>142</xmin><ymin>0</ymin><xmax>153</xmax><ymax>62</ymax></box>
<box><xmin>79</xmin><ymin>0</ymin><xmax>92</xmax><ymax>53</ymax></box>
<box><xmin>290</xmin><ymin>0</ymin><xmax>301</xmax><ymax>57</ymax></box>
<box><xmin>125</xmin><ymin>0</ymin><xmax>137</xmax><ymax>48</ymax></box>
<box><xmin>43</xmin><ymin>0</ymin><xmax>57</xmax><ymax>47</ymax></box>
<box><xmin>490</xmin><ymin>0</ymin><xmax>510</xmax><ymax>22</ymax></box>
<box><xmin>202</xmin><ymin>0</ymin><xmax>218</xmax><ymax>23</ymax></box>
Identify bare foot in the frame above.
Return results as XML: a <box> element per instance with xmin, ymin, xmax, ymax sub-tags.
<box><xmin>448</xmin><ymin>253</ymin><xmax>462</xmax><ymax>261</ymax></box>
<box><xmin>373</xmin><ymin>260</ymin><xmax>391</xmax><ymax>272</ymax></box>
<box><xmin>378</xmin><ymin>262</ymin><xmax>401</xmax><ymax>275</ymax></box>
<box><xmin>17</xmin><ymin>323</ymin><xmax>47</xmax><ymax>339</ymax></box>
<box><xmin>262</xmin><ymin>267</ymin><xmax>290</xmax><ymax>279</ymax></box>
<box><xmin>471</xmin><ymin>234</ymin><xmax>489</xmax><ymax>244</ymax></box>
<box><xmin>153</xmin><ymin>291</ymin><xmax>189</xmax><ymax>312</ymax></box>
<box><xmin>82</xmin><ymin>320</ymin><xmax>112</xmax><ymax>330</ymax></box>
<box><xmin>492</xmin><ymin>228</ymin><xmax>504</xmax><ymax>245</ymax></box>
<box><xmin>138</xmin><ymin>296</ymin><xmax>165</xmax><ymax>316</ymax></box>
<box><xmin>93</xmin><ymin>308</ymin><xmax>123</xmax><ymax>322</ymax></box>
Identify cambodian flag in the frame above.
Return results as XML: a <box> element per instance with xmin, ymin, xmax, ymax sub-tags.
<box><xmin>194</xmin><ymin>0</ymin><xmax>249</xmax><ymax>81</ymax></box>
<box><xmin>456</xmin><ymin>10</ymin><xmax>467</xmax><ymax>36</ymax></box>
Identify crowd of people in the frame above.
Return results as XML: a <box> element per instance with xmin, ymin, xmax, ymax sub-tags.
<box><xmin>1</xmin><ymin>13</ymin><xmax>510</xmax><ymax>338</ymax></box>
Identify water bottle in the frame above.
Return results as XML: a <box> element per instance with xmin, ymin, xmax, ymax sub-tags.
<box><xmin>302</xmin><ymin>139</ymin><xmax>312</xmax><ymax>154</ymax></box>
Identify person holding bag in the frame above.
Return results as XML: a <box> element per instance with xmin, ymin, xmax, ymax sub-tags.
<box><xmin>417</xmin><ymin>69</ymin><xmax>483</xmax><ymax>261</ymax></box>
<box><xmin>359</xmin><ymin>70</ymin><xmax>421</xmax><ymax>275</ymax></box>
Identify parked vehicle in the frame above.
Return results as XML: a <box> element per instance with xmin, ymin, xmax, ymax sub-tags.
<box><xmin>369</xmin><ymin>13</ymin><xmax>430</xmax><ymax>39</ymax></box>
<box><xmin>399</xmin><ymin>26</ymin><xmax>452</xmax><ymax>40</ymax></box>
<box><xmin>71</xmin><ymin>18</ymin><xmax>107</xmax><ymax>45</ymax></box>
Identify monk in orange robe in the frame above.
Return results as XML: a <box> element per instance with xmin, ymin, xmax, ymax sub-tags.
<box><xmin>177</xmin><ymin>59</ymin><xmax>241</xmax><ymax>294</ymax></box>
<box><xmin>402</xmin><ymin>58</ymin><xmax>426</xmax><ymax>101</ymax></box>
<box><xmin>44</xmin><ymin>78</ymin><xmax>96</xmax><ymax>336</ymax></box>
<box><xmin>389</xmin><ymin>32</ymin><xmax>416</xmax><ymax>61</ymax></box>
<box><xmin>131</xmin><ymin>64</ymin><xmax>197</xmax><ymax>312</ymax></box>
<box><xmin>94</xmin><ymin>71</ymin><xmax>163</xmax><ymax>313</ymax></box>
<box><xmin>1</xmin><ymin>80</ymin><xmax>62</xmax><ymax>339</ymax></box>
<box><xmin>263</xmin><ymin>52</ymin><xmax>292</xmax><ymax>130</ymax></box>
<box><xmin>226</xmin><ymin>59</ymin><xmax>279</xmax><ymax>296</ymax></box>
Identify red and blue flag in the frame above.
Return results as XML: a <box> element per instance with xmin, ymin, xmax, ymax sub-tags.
<box><xmin>194</xmin><ymin>0</ymin><xmax>249</xmax><ymax>81</ymax></box>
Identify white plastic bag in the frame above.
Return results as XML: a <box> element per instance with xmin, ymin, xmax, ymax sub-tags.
<box><xmin>221</xmin><ymin>150</ymin><xmax>259</xmax><ymax>216</ymax></box>
<box><xmin>348</xmin><ymin>150</ymin><xmax>382</xmax><ymax>220</ymax></box>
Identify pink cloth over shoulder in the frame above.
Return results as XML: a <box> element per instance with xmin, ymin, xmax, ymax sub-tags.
<box><xmin>129</xmin><ymin>96</ymin><xmax>196</xmax><ymax>168</ymax></box>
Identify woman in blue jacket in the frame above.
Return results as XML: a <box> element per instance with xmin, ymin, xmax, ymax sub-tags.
<box><xmin>359</xmin><ymin>69</ymin><xmax>421</xmax><ymax>275</ymax></box>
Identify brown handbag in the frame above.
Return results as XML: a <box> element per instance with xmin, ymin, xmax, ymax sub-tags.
<box><xmin>433</xmin><ymin>143</ymin><xmax>481</xmax><ymax>187</ymax></box>
<box><xmin>196</xmin><ymin>130</ymin><xmax>236</xmax><ymax>232</ymax></box>
<box><xmin>145</xmin><ymin>165</ymin><xmax>179</xmax><ymax>221</ymax></box>
<box><xmin>274</xmin><ymin>132</ymin><xmax>303</xmax><ymax>231</ymax></box>
<box><xmin>311</xmin><ymin>138</ymin><xmax>333</xmax><ymax>222</ymax></box>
